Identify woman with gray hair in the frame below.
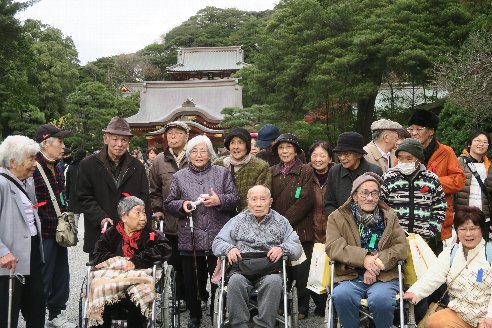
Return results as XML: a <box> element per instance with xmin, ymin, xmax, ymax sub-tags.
<box><xmin>165</xmin><ymin>135</ymin><xmax>240</xmax><ymax>328</ymax></box>
<box><xmin>0</xmin><ymin>135</ymin><xmax>45</xmax><ymax>328</ymax></box>
<box><xmin>91</xmin><ymin>196</ymin><xmax>171</xmax><ymax>327</ymax></box>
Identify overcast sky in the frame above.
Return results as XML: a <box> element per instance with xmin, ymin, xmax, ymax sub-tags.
<box><xmin>16</xmin><ymin>0</ymin><xmax>278</xmax><ymax>65</ymax></box>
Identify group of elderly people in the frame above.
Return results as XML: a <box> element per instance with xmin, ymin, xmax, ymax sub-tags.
<box><xmin>2</xmin><ymin>107</ymin><xmax>492</xmax><ymax>328</ymax></box>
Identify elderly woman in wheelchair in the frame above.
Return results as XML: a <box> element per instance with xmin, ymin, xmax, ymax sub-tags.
<box><xmin>325</xmin><ymin>173</ymin><xmax>407</xmax><ymax>328</ymax></box>
<box><xmin>212</xmin><ymin>185</ymin><xmax>302</xmax><ymax>328</ymax></box>
<box><xmin>86</xmin><ymin>196</ymin><xmax>171</xmax><ymax>328</ymax></box>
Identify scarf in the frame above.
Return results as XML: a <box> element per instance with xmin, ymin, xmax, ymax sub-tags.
<box><xmin>280</xmin><ymin>159</ymin><xmax>298</xmax><ymax>176</ymax></box>
<box><xmin>169</xmin><ymin>147</ymin><xmax>186</xmax><ymax>168</ymax></box>
<box><xmin>423</xmin><ymin>136</ymin><xmax>438</xmax><ymax>166</ymax></box>
<box><xmin>116</xmin><ymin>221</ymin><xmax>142</xmax><ymax>258</ymax></box>
<box><xmin>223</xmin><ymin>154</ymin><xmax>252</xmax><ymax>172</ymax></box>
<box><xmin>352</xmin><ymin>202</ymin><xmax>382</xmax><ymax>228</ymax></box>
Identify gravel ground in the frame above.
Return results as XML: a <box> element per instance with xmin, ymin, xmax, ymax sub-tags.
<box><xmin>19</xmin><ymin>216</ymin><xmax>327</xmax><ymax>327</ymax></box>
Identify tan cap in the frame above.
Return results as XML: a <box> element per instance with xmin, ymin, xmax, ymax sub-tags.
<box><xmin>371</xmin><ymin>119</ymin><xmax>402</xmax><ymax>132</ymax></box>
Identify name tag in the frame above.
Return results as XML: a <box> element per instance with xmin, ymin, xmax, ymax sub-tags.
<box><xmin>477</xmin><ymin>268</ymin><xmax>483</xmax><ymax>283</ymax></box>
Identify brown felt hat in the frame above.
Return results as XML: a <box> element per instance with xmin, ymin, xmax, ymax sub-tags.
<box><xmin>102</xmin><ymin>117</ymin><xmax>133</xmax><ymax>136</ymax></box>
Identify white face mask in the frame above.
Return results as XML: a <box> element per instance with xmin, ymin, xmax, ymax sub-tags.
<box><xmin>397</xmin><ymin>161</ymin><xmax>417</xmax><ymax>175</ymax></box>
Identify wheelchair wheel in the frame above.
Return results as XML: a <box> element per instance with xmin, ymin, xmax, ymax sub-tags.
<box><xmin>160</xmin><ymin>264</ymin><xmax>179</xmax><ymax>328</ymax></box>
<box><xmin>290</xmin><ymin>286</ymin><xmax>299</xmax><ymax>328</ymax></box>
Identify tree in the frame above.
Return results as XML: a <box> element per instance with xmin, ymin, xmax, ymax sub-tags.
<box><xmin>63</xmin><ymin>82</ymin><xmax>138</xmax><ymax>151</ymax></box>
<box><xmin>0</xmin><ymin>0</ymin><xmax>40</xmax><ymax>138</ymax></box>
<box><xmin>23</xmin><ymin>19</ymin><xmax>79</xmax><ymax>121</ymax></box>
<box><xmin>241</xmin><ymin>0</ymin><xmax>471</xmax><ymax>140</ymax></box>
<box><xmin>435</xmin><ymin>29</ymin><xmax>492</xmax><ymax>126</ymax></box>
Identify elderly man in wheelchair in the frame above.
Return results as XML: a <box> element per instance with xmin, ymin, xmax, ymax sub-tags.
<box><xmin>325</xmin><ymin>173</ymin><xmax>408</xmax><ymax>328</ymax></box>
<box><xmin>84</xmin><ymin>196</ymin><xmax>171</xmax><ymax>328</ymax></box>
<box><xmin>212</xmin><ymin>185</ymin><xmax>302</xmax><ymax>328</ymax></box>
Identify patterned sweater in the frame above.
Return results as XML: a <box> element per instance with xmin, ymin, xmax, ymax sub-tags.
<box><xmin>212</xmin><ymin>209</ymin><xmax>302</xmax><ymax>261</ymax></box>
<box><xmin>381</xmin><ymin>164</ymin><xmax>447</xmax><ymax>239</ymax></box>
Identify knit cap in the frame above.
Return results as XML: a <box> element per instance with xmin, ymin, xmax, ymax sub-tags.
<box><xmin>395</xmin><ymin>138</ymin><xmax>424</xmax><ymax>162</ymax></box>
<box><xmin>350</xmin><ymin>172</ymin><xmax>383</xmax><ymax>195</ymax></box>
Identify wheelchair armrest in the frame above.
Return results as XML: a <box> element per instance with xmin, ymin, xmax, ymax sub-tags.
<box><xmin>86</xmin><ymin>260</ymin><xmax>98</xmax><ymax>267</ymax></box>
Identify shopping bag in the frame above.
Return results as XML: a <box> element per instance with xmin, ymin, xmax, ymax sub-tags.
<box><xmin>404</xmin><ymin>233</ymin><xmax>437</xmax><ymax>285</ymax></box>
<box><xmin>306</xmin><ymin>243</ymin><xmax>331</xmax><ymax>294</ymax></box>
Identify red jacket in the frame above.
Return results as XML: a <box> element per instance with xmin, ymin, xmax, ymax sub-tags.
<box><xmin>426</xmin><ymin>142</ymin><xmax>465</xmax><ymax>240</ymax></box>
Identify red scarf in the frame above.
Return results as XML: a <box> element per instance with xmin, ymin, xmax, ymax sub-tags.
<box><xmin>116</xmin><ymin>221</ymin><xmax>142</xmax><ymax>258</ymax></box>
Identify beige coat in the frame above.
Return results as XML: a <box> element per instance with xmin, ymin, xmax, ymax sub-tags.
<box><xmin>363</xmin><ymin>141</ymin><xmax>395</xmax><ymax>173</ymax></box>
<box><xmin>325</xmin><ymin>198</ymin><xmax>407</xmax><ymax>282</ymax></box>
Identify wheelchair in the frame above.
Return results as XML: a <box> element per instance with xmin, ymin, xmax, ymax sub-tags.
<box><xmin>324</xmin><ymin>260</ymin><xmax>416</xmax><ymax>328</ymax></box>
<box><xmin>79</xmin><ymin>260</ymin><xmax>179</xmax><ymax>328</ymax></box>
<box><xmin>79</xmin><ymin>222</ymin><xmax>180</xmax><ymax>328</ymax></box>
<box><xmin>213</xmin><ymin>255</ymin><xmax>299</xmax><ymax>328</ymax></box>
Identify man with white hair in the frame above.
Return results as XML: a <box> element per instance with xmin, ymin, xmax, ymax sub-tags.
<box><xmin>212</xmin><ymin>185</ymin><xmax>302</xmax><ymax>328</ymax></box>
<box><xmin>363</xmin><ymin>119</ymin><xmax>402</xmax><ymax>172</ymax></box>
<box><xmin>32</xmin><ymin>124</ymin><xmax>76</xmax><ymax>328</ymax></box>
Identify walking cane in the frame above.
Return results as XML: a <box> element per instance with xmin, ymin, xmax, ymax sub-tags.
<box><xmin>188</xmin><ymin>212</ymin><xmax>201</xmax><ymax>301</ymax></box>
<box><xmin>187</xmin><ymin>196</ymin><xmax>205</xmax><ymax>302</ymax></box>
<box><xmin>8</xmin><ymin>270</ymin><xmax>25</xmax><ymax>328</ymax></box>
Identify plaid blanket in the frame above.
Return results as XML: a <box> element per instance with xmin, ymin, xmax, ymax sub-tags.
<box><xmin>87</xmin><ymin>257</ymin><xmax>158</xmax><ymax>327</ymax></box>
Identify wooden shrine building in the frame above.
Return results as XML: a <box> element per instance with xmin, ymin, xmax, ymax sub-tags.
<box><xmin>123</xmin><ymin>46</ymin><xmax>247</xmax><ymax>149</ymax></box>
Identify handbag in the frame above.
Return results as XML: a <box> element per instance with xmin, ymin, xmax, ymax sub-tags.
<box><xmin>36</xmin><ymin>162</ymin><xmax>78</xmax><ymax>247</ymax></box>
<box><xmin>306</xmin><ymin>243</ymin><xmax>331</xmax><ymax>294</ymax></box>
<box><xmin>226</xmin><ymin>252</ymin><xmax>282</xmax><ymax>282</ymax></box>
<box><xmin>404</xmin><ymin>233</ymin><xmax>437</xmax><ymax>285</ymax></box>
<box><xmin>417</xmin><ymin>246</ymin><xmax>482</xmax><ymax>328</ymax></box>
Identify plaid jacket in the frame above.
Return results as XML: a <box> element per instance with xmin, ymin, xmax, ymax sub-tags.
<box><xmin>34</xmin><ymin>152</ymin><xmax>67</xmax><ymax>239</ymax></box>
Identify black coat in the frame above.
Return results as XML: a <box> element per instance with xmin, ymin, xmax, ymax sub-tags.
<box><xmin>323</xmin><ymin>158</ymin><xmax>383</xmax><ymax>217</ymax></box>
<box><xmin>66</xmin><ymin>150</ymin><xmax>86</xmax><ymax>213</ymax></box>
<box><xmin>93</xmin><ymin>226</ymin><xmax>171</xmax><ymax>269</ymax></box>
<box><xmin>77</xmin><ymin>146</ymin><xmax>152</xmax><ymax>253</ymax></box>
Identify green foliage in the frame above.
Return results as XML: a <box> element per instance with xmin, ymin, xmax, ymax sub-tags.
<box><xmin>437</xmin><ymin>101</ymin><xmax>492</xmax><ymax>155</ymax></box>
<box><xmin>241</xmin><ymin>0</ymin><xmax>471</xmax><ymax>140</ymax></box>
<box><xmin>63</xmin><ymin>82</ymin><xmax>138</xmax><ymax>152</ymax></box>
<box><xmin>23</xmin><ymin>19</ymin><xmax>79</xmax><ymax>120</ymax></box>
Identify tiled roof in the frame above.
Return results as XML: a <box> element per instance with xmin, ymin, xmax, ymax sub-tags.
<box><xmin>167</xmin><ymin>46</ymin><xmax>247</xmax><ymax>72</ymax></box>
<box><xmin>125</xmin><ymin>79</ymin><xmax>243</xmax><ymax>124</ymax></box>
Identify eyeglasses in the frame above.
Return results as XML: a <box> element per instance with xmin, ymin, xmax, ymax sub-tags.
<box><xmin>406</xmin><ymin>127</ymin><xmax>427</xmax><ymax>133</ymax></box>
<box><xmin>358</xmin><ymin>190</ymin><xmax>379</xmax><ymax>199</ymax></box>
<box><xmin>472</xmin><ymin>139</ymin><xmax>489</xmax><ymax>146</ymax></box>
<box><xmin>457</xmin><ymin>226</ymin><xmax>481</xmax><ymax>233</ymax></box>
<box><xmin>191</xmin><ymin>149</ymin><xmax>208</xmax><ymax>156</ymax></box>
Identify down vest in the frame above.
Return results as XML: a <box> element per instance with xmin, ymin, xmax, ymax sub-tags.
<box><xmin>455</xmin><ymin>153</ymin><xmax>492</xmax><ymax>218</ymax></box>
<box><xmin>164</xmin><ymin>163</ymin><xmax>240</xmax><ymax>252</ymax></box>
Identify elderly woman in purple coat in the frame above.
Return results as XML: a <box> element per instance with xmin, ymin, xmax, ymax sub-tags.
<box><xmin>165</xmin><ymin>135</ymin><xmax>239</xmax><ymax>328</ymax></box>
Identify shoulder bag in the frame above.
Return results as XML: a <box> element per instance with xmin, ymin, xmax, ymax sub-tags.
<box><xmin>36</xmin><ymin>162</ymin><xmax>78</xmax><ymax>247</ymax></box>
